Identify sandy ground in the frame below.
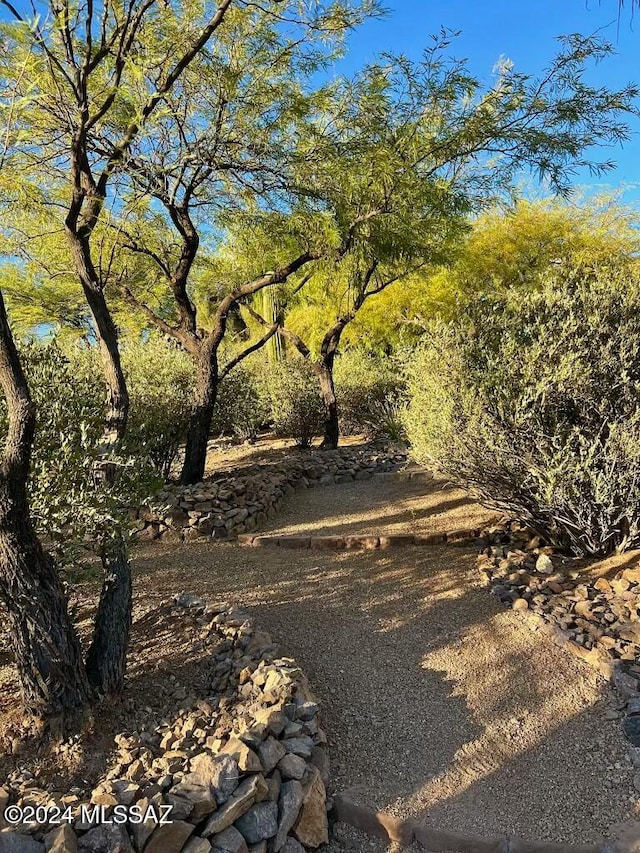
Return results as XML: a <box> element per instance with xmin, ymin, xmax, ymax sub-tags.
<box><xmin>127</xmin><ymin>471</ymin><xmax>637</xmax><ymax>850</ymax></box>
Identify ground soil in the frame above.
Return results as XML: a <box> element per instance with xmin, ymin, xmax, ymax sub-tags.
<box><xmin>0</xmin><ymin>441</ymin><xmax>637</xmax><ymax>851</ymax></box>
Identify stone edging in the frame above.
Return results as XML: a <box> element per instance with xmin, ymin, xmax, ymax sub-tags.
<box><xmin>0</xmin><ymin>596</ymin><xmax>330</xmax><ymax>853</ymax></box>
<box><xmin>132</xmin><ymin>445</ymin><xmax>409</xmax><ymax>543</ymax></box>
<box><xmin>331</xmin><ymin>792</ymin><xmax>637</xmax><ymax>853</ymax></box>
<box><xmin>238</xmin><ymin>528</ymin><xmax>484</xmax><ymax>551</ymax></box>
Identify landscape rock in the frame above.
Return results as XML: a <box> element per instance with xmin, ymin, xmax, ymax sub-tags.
<box><xmin>293</xmin><ymin>768</ymin><xmax>328</xmax><ymax>848</ymax></box>
<box><xmin>210</xmin><ymin>826</ymin><xmax>248</xmax><ymax>853</ymax></box>
<box><xmin>234</xmin><ymin>801</ymin><xmax>278</xmax><ymax>844</ymax></box>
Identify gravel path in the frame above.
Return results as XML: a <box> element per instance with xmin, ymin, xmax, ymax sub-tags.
<box><xmin>131</xmin><ymin>474</ymin><xmax>637</xmax><ymax>850</ymax></box>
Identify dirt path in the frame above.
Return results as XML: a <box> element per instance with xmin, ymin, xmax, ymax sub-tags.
<box><xmin>132</xmin><ymin>474</ymin><xmax>637</xmax><ymax>850</ymax></box>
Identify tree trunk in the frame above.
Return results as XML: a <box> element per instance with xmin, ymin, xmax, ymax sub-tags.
<box><xmin>181</xmin><ymin>341</ymin><xmax>219</xmax><ymax>485</ymax></box>
<box><xmin>66</xmin><ymin>230</ymin><xmax>129</xmax><ymax>445</ymax></box>
<box><xmin>85</xmin><ymin>534</ymin><xmax>132</xmax><ymax>696</ymax></box>
<box><xmin>82</xmin><ymin>283</ymin><xmax>129</xmax><ymax>447</ymax></box>
<box><xmin>0</xmin><ymin>290</ymin><xmax>90</xmax><ymax>721</ymax></box>
<box><xmin>316</xmin><ymin>354</ymin><xmax>339</xmax><ymax>449</ymax></box>
<box><xmin>0</xmin><ymin>494</ymin><xmax>91</xmax><ymax>719</ymax></box>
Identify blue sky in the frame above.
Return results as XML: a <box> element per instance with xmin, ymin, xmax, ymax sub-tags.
<box><xmin>336</xmin><ymin>0</ymin><xmax>640</xmax><ymax>203</ymax></box>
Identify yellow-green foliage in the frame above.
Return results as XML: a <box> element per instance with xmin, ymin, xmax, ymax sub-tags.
<box><xmin>404</xmin><ymin>266</ymin><xmax>640</xmax><ymax>556</ymax></box>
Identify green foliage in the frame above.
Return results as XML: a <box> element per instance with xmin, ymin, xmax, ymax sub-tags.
<box><xmin>334</xmin><ymin>350</ymin><xmax>405</xmax><ymax>439</ymax></box>
<box><xmin>212</xmin><ymin>365</ymin><xmax>271</xmax><ymax>442</ymax></box>
<box><xmin>0</xmin><ymin>342</ymin><xmax>161</xmax><ymax>568</ymax></box>
<box><xmin>404</xmin><ymin>268</ymin><xmax>640</xmax><ymax>556</ymax></box>
<box><xmin>265</xmin><ymin>360</ymin><xmax>324</xmax><ymax>447</ymax></box>
<box><xmin>121</xmin><ymin>337</ymin><xmax>194</xmax><ymax>479</ymax></box>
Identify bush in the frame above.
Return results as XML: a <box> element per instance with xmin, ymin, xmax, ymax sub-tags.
<box><xmin>334</xmin><ymin>350</ymin><xmax>405</xmax><ymax>439</ymax></box>
<box><xmin>212</xmin><ymin>364</ymin><xmax>270</xmax><ymax>441</ymax></box>
<box><xmin>0</xmin><ymin>341</ymin><xmax>160</xmax><ymax>568</ymax></box>
<box><xmin>266</xmin><ymin>359</ymin><xmax>324</xmax><ymax>447</ymax></box>
<box><xmin>404</xmin><ymin>269</ymin><xmax>640</xmax><ymax>556</ymax></box>
<box><xmin>122</xmin><ymin>336</ymin><xmax>194</xmax><ymax>478</ymax></box>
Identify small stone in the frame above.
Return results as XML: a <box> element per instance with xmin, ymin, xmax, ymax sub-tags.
<box><xmin>535</xmin><ymin>554</ymin><xmax>554</xmax><ymax>574</ymax></box>
<box><xmin>210</xmin><ymin>826</ymin><xmax>248</xmax><ymax>853</ymax></box>
<box><xmin>277</xmin><ymin>754</ymin><xmax>307</xmax><ymax>781</ymax></box>
<box><xmin>45</xmin><ymin>825</ymin><xmax>78</xmax><ymax>853</ymax></box>
<box><xmin>293</xmin><ymin>767</ymin><xmax>328</xmax><ymax>848</ymax></box>
<box><xmin>258</xmin><ymin>738</ymin><xmax>286</xmax><ymax>775</ymax></box>
<box><xmin>274</xmin><ymin>780</ymin><xmax>304</xmax><ymax>852</ymax></box>
<box><xmin>235</xmin><ymin>802</ymin><xmax>278</xmax><ymax>844</ymax></box>
<box><xmin>144</xmin><ymin>820</ymin><xmax>194</xmax><ymax>853</ymax></box>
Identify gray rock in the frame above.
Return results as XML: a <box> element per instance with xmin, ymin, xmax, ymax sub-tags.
<box><xmin>624</xmin><ymin>714</ymin><xmax>640</xmax><ymax>747</ymax></box>
<box><xmin>281</xmin><ymin>840</ymin><xmax>305</xmax><ymax>853</ymax></box>
<box><xmin>211</xmin><ymin>826</ymin><xmax>248</xmax><ymax>853</ymax></box>
<box><xmin>277</xmin><ymin>754</ymin><xmax>307</xmax><ymax>780</ymax></box>
<box><xmin>0</xmin><ymin>834</ymin><xmax>44</xmax><ymax>853</ymax></box>
<box><xmin>202</xmin><ymin>775</ymin><xmax>266</xmax><ymax>837</ymax></box>
<box><xmin>235</xmin><ymin>802</ymin><xmax>278</xmax><ymax>844</ymax></box>
<box><xmin>78</xmin><ymin>825</ymin><xmax>133</xmax><ymax>852</ymax></box>
<box><xmin>282</xmin><ymin>737</ymin><xmax>313</xmax><ymax>759</ymax></box>
<box><xmin>274</xmin><ymin>780</ymin><xmax>303</xmax><ymax>852</ymax></box>
<box><xmin>257</xmin><ymin>738</ymin><xmax>286</xmax><ymax>775</ymax></box>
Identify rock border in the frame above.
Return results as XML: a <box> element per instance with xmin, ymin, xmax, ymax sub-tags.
<box><xmin>132</xmin><ymin>445</ymin><xmax>409</xmax><ymax>544</ymax></box>
<box><xmin>0</xmin><ymin>596</ymin><xmax>330</xmax><ymax>853</ymax></box>
<box><xmin>238</xmin><ymin>528</ymin><xmax>484</xmax><ymax>551</ymax></box>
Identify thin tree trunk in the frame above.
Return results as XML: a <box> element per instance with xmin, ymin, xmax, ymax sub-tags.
<box><xmin>66</xmin><ymin>231</ymin><xmax>129</xmax><ymax>445</ymax></box>
<box><xmin>315</xmin><ymin>354</ymin><xmax>339</xmax><ymax>449</ymax></box>
<box><xmin>0</xmin><ymin>290</ymin><xmax>91</xmax><ymax>721</ymax></box>
<box><xmin>85</xmin><ymin>533</ymin><xmax>132</xmax><ymax>695</ymax></box>
<box><xmin>181</xmin><ymin>340</ymin><xmax>219</xmax><ymax>485</ymax></box>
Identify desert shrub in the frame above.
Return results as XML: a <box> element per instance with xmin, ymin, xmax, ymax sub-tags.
<box><xmin>122</xmin><ymin>336</ymin><xmax>194</xmax><ymax>478</ymax></box>
<box><xmin>266</xmin><ymin>359</ymin><xmax>324</xmax><ymax>447</ymax></box>
<box><xmin>211</xmin><ymin>364</ymin><xmax>270</xmax><ymax>441</ymax></box>
<box><xmin>334</xmin><ymin>350</ymin><xmax>405</xmax><ymax>439</ymax></box>
<box><xmin>404</xmin><ymin>268</ymin><xmax>640</xmax><ymax>556</ymax></box>
<box><xmin>0</xmin><ymin>341</ymin><xmax>160</xmax><ymax>568</ymax></box>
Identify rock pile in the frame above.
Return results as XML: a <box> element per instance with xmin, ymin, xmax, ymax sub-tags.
<box><xmin>478</xmin><ymin>525</ymin><xmax>640</xmax><ymax>751</ymax></box>
<box><xmin>132</xmin><ymin>445</ymin><xmax>407</xmax><ymax>543</ymax></box>
<box><xmin>478</xmin><ymin>541</ymin><xmax>640</xmax><ymax>662</ymax></box>
<box><xmin>0</xmin><ymin>596</ymin><xmax>329</xmax><ymax>853</ymax></box>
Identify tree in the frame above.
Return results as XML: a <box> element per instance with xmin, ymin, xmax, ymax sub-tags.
<box><xmin>105</xmin><ymin>2</ymin><xmax>375</xmax><ymax>483</ymax></box>
<box><xmin>345</xmin><ymin>194</ymin><xmax>640</xmax><ymax>351</ymax></box>
<box><xmin>248</xmin><ymin>34</ymin><xmax>640</xmax><ymax>447</ymax></box>
<box><xmin>0</xmin><ymin>290</ymin><xmax>91</xmax><ymax>722</ymax></box>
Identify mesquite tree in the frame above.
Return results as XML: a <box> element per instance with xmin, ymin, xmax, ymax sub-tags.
<box><xmin>0</xmin><ymin>290</ymin><xmax>92</xmax><ymax>721</ymax></box>
<box><xmin>105</xmin><ymin>2</ymin><xmax>375</xmax><ymax>484</ymax></box>
<box><xmin>262</xmin><ymin>35</ymin><xmax>640</xmax><ymax>447</ymax></box>
<box><xmin>0</xmin><ymin>0</ymin><xmax>241</xmax><ymax>444</ymax></box>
